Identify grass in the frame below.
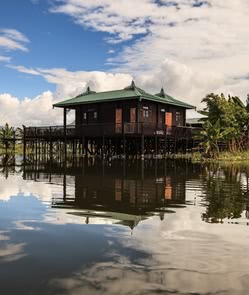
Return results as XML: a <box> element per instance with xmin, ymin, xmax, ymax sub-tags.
<box><xmin>190</xmin><ymin>150</ymin><xmax>249</xmax><ymax>163</ymax></box>
<box><xmin>216</xmin><ymin>151</ymin><xmax>249</xmax><ymax>162</ymax></box>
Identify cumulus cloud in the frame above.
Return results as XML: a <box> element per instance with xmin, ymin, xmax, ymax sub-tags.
<box><xmin>136</xmin><ymin>59</ymin><xmax>224</xmax><ymax>107</ymax></box>
<box><xmin>0</xmin><ymin>68</ymin><xmax>133</xmax><ymax>126</ymax></box>
<box><xmin>1</xmin><ymin>59</ymin><xmax>234</xmax><ymax>127</ymax></box>
<box><xmin>4</xmin><ymin>52</ymin><xmax>248</xmax><ymax>127</ymax></box>
<box><xmin>12</xmin><ymin>60</ymin><xmax>227</xmax><ymax>106</ymax></box>
<box><xmin>0</xmin><ymin>92</ymin><xmax>62</xmax><ymax>127</ymax></box>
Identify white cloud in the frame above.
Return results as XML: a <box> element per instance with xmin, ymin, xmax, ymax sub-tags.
<box><xmin>0</xmin><ymin>91</ymin><xmax>62</xmax><ymax>127</ymax></box>
<box><xmin>7</xmin><ymin>65</ymin><xmax>40</xmax><ymax>76</ymax></box>
<box><xmin>0</xmin><ymin>55</ymin><xmax>11</xmax><ymax>62</ymax></box>
<box><xmin>49</xmin><ymin>0</ymin><xmax>249</xmax><ymax>104</ymax></box>
<box><xmin>136</xmin><ymin>59</ymin><xmax>224</xmax><ymax>107</ymax></box>
<box><xmin>0</xmin><ymin>29</ymin><xmax>29</xmax><ymax>43</ymax></box>
<box><xmin>0</xmin><ymin>28</ymin><xmax>29</xmax><ymax>52</ymax></box>
<box><xmin>1</xmin><ymin>1</ymin><xmax>248</xmax><ymax>125</ymax></box>
<box><xmin>0</xmin><ymin>68</ymin><xmax>133</xmax><ymax>126</ymax></box>
<box><xmin>1</xmin><ymin>60</ymin><xmax>232</xmax><ymax>127</ymax></box>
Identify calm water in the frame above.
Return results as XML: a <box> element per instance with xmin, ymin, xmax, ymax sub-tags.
<box><xmin>1</xmin><ymin>157</ymin><xmax>249</xmax><ymax>294</ymax></box>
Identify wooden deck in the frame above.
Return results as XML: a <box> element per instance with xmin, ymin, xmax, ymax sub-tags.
<box><xmin>23</xmin><ymin>123</ymin><xmax>200</xmax><ymax>158</ymax></box>
<box><xmin>24</xmin><ymin>123</ymin><xmax>197</xmax><ymax>140</ymax></box>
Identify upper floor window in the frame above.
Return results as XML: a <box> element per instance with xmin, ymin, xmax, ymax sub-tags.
<box><xmin>143</xmin><ymin>109</ymin><xmax>149</xmax><ymax>118</ymax></box>
<box><xmin>83</xmin><ymin>112</ymin><xmax>87</xmax><ymax>120</ymax></box>
<box><xmin>93</xmin><ymin>111</ymin><xmax>98</xmax><ymax>119</ymax></box>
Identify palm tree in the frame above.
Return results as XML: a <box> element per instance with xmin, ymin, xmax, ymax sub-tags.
<box><xmin>0</xmin><ymin>123</ymin><xmax>15</xmax><ymax>154</ymax></box>
<box><xmin>194</xmin><ymin>120</ymin><xmax>233</xmax><ymax>158</ymax></box>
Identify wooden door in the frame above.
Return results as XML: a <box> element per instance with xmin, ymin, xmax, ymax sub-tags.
<box><xmin>116</xmin><ymin>108</ymin><xmax>122</xmax><ymax>133</ymax></box>
<box><xmin>165</xmin><ymin>112</ymin><xmax>172</xmax><ymax>135</ymax></box>
<box><xmin>130</xmin><ymin>108</ymin><xmax>136</xmax><ymax>122</ymax></box>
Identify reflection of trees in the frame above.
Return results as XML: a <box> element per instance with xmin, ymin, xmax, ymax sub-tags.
<box><xmin>0</xmin><ymin>154</ymin><xmax>16</xmax><ymax>179</ymax></box>
<box><xmin>202</xmin><ymin>165</ymin><xmax>249</xmax><ymax>223</ymax></box>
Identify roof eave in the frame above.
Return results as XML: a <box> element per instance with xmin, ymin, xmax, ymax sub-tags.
<box><xmin>53</xmin><ymin>96</ymin><xmax>141</xmax><ymax>108</ymax></box>
<box><xmin>142</xmin><ymin>97</ymin><xmax>194</xmax><ymax>109</ymax></box>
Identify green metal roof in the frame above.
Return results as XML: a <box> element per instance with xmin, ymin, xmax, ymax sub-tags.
<box><xmin>53</xmin><ymin>82</ymin><xmax>194</xmax><ymax>109</ymax></box>
<box><xmin>155</xmin><ymin>87</ymin><xmax>194</xmax><ymax>109</ymax></box>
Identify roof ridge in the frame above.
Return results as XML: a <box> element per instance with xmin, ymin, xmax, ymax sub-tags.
<box><xmin>133</xmin><ymin>86</ymin><xmax>142</xmax><ymax>96</ymax></box>
<box><xmin>154</xmin><ymin>89</ymin><xmax>194</xmax><ymax>108</ymax></box>
<box><xmin>53</xmin><ymin>84</ymin><xmax>194</xmax><ymax>109</ymax></box>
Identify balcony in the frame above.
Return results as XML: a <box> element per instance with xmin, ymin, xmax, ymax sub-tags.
<box><xmin>24</xmin><ymin>122</ymin><xmax>198</xmax><ymax>140</ymax></box>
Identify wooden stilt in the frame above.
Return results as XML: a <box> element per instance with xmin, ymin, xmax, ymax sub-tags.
<box><xmin>63</xmin><ymin>108</ymin><xmax>67</xmax><ymax>157</ymax></box>
<box><xmin>23</xmin><ymin>126</ymin><xmax>26</xmax><ymax>163</ymax></box>
<box><xmin>141</xmin><ymin>134</ymin><xmax>144</xmax><ymax>160</ymax></box>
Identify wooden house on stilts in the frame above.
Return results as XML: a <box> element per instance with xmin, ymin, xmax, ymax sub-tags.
<box><xmin>24</xmin><ymin>81</ymin><xmax>196</xmax><ymax>158</ymax></box>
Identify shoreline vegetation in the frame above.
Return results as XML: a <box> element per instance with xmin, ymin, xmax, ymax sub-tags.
<box><xmin>194</xmin><ymin>93</ymin><xmax>249</xmax><ymax>159</ymax></box>
<box><xmin>191</xmin><ymin>151</ymin><xmax>249</xmax><ymax>163</ymax></box>
<box><xmin>1</xmin><ymin>146</ymin><xmax>249</xmax><ymax>164</ymax></box>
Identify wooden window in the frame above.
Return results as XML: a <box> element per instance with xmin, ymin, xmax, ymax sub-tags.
<box><xmin>143</xmin><ymin>109</ymin><xmax>149</xmax><ymax>118</ymax></box>
<box><xmin>83</xmin><ymin>112</ymin><xmax>87</xmax><ymax>120</ymax></box>
<box><xmin>93</xmin><ymin>111</ymin><xmax>98</xmax><ymax>119</ymax></box>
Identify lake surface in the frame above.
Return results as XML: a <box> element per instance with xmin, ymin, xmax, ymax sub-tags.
<box><xmin>1</xmin><ymin>157</ymin><xmax>249</xmax><ymax>294</ymax></box>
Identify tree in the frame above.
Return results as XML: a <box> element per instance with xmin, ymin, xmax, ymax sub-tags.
<box><xmin>0</xmin><ymin>123</ymin><xmax>15</xmax><ymax>154</ymax></box>
<box><xmin>194</xmin><ymin>120</ymin><xmax>233</xmax><ymax>158</ymax></box>
<box><xmin>201</xmin><ymin>93</ymin><xmax>249</xmax><ymax>152</ymax></box>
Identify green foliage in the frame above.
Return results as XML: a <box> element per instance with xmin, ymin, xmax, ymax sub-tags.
<box><xmin>194</xmin><ymin>119</ymin><xmax>233</xmax><ymax>158</ymax></box>
<box><xmin>199</xmin><ymin>92</ymin><xmax>249</xmax><ymax>156</ymax></box>
<box><xmin>0</xmin><ymin>123</ymin><xmax>16</xmax><ymax>154</ymax></box>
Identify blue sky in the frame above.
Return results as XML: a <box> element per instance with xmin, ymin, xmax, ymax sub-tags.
<box><xmin>1</xmin><ymin>0</ymin><xmax>249</xmax><ymax>125</ymax></box>
<box><xmin>0</xmin><ymin>0</ymin><xmax>119</xmax><ymax>98</ymax></box>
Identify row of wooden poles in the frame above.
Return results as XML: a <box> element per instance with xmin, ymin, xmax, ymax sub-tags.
<box><xmin>23</xmin><ymin>134</ymin><xmax>193</xmax><ymax>162</ymax></box>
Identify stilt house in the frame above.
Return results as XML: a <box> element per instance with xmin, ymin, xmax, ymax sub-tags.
<box><xmin>53</xmin><ymin>81</ymin><xmax>194</xmax><ymax>137</ymax></box>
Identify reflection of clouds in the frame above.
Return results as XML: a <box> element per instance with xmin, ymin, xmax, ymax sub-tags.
<box><xmin>0</xmin><ymin>174</ymin><xmax>62</xmax><ymax>203</ymax></box>
<box><xmin>49</xmin><ymin>257</ymin><xmax>249</xmax><ymax>295</ymax></box>
<box><xmin>0</xmin><ymin>231</ymin><xmax>9</xmax><ymax>241</ymax></box>
<box><xmin>48</xmin><ymin>206</ymin><xmax>249</xmax><ymax>294</ymax></box>
<box><xmin>0</xmin><ymin>231</ymin><xmax>26</xmax><ymax>263</ymax></box>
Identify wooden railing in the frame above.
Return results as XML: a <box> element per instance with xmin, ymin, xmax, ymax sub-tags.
<box><xmin>24</xmin><ymin>123</ymin><xmax>199</xmax><ymax>140</ymax></box>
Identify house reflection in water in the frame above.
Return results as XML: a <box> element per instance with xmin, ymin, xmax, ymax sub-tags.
<box><xmin>23</xmin><ymin>159</ymin><xmax>191</xmax><ymax>229</ymax></box>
